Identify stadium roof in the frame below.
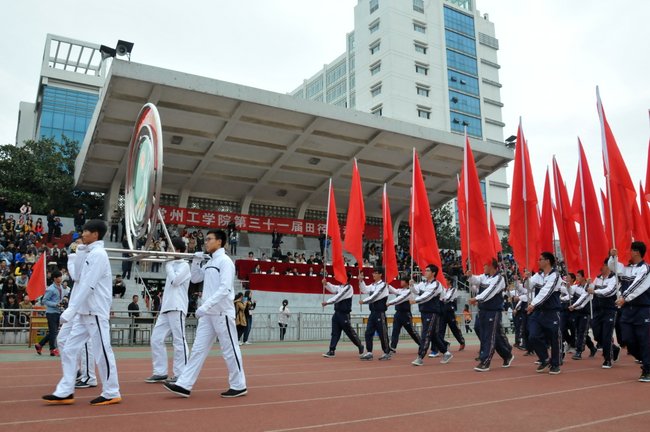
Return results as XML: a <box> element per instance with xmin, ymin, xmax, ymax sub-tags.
<box><xmin>75</xmin><ymin>60</ymin><xmax>513</xmax><ymax>219</ymax></box>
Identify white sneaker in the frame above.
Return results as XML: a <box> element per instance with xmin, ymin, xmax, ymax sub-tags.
<box><xmin>412</xmin><ymin>357</ymin><xmax>424</xmax><ymax>366</ymax></box>
<box><xmin>441</xmin><ymin>352</ymin><xmax>453</xmax><ymax>364</ymax></box>
<box><xmin>244</xmin><ymin>341</ymin><xmax>252</xmax><ymax>345</ymax></box>
<box><xmin>238</xmin><ymin>341</ymin><xmax>243</xmax><ymax>346</ymax></box>
<box><xmin>428</xmin><ymin>352</ymin><xmax>440</xmax><ymax>358</ymax></box>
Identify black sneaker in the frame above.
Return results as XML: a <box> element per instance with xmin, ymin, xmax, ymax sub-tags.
<box><xmin>358</xmin><ymin>346</ymin><xmax>365</xmax><ymax>355</ymax></box>
<box><xmin>42</xmin><ymin>394</ymin><xmax>74</xmax><ymax>405</ymax></box>
<box><xmin>90</xmin><ymin>396</ymin><xmax>122</xmax><ymax>406</ymax></box>
<box><xmin>163</xmin><ymin>382</ymin><xmax>191</xmax><ymax>398</ymax></box>
<box><xmin>589</xmin><ymin>347</ymin><xmax>597</xmax><ymax>357</ymax></box>
<box><xmin>221</xmin><ymin>388</ymin><xmax>247</xmax><ymax>398</ymax></box>
<box><xmin>639</xmin><ymin>372</ymin><xmax>650</xmax><ymax>383</ymax></box>
<box><xmin>389</xmin><ymin>347</ymin><xmax>397</xmax><ymax>354</ymax></box>
<box><xmin>602</xmin><ymin>360</ymin><xmax>613</xmax><ymax>369</ymax></box>
<box><xmin>536</xmin><ymin>362</ymin><xmax>550</xmax><ymax>373</ymax></box>
<box><xmin>549</xmin><ymin>366</ymin><xmax>561</xmax><ymax>375</ymax></box>
<box><xmin>571</xmin><ymin>352</ymin><xmax>582</xmax><ymax>360</ymax></box>
<box><xmin>322</xmin><ymin>351</ymin><xmax>335</xmax><ymax>358</ymax></box>
<box><xmin>613</xmin><ymin>345</ymin><xmax>621</xmax><ymax>363</ymax></box>
<box><xmin>75</xmin><ymin>380</ymin><xmax>97</xmax><ymax>388</ymax></box>
<box><xmin>474</xmin><ymin>362</ymin><xmax>490</xmax><ymax>372</ymax></box>
<box><xmin>502</xmin><ymin>354</ymin><xmax>515</xmax><ymax>368</ymax></box>
<box><xmin>145</xmin><ymin>374</ymin><xmax>169</xmax><ymax>383</ymax></box>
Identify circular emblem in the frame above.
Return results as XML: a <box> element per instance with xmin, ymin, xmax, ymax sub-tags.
<box><xmin>125</xmin><ymin>103</ymin><xmax>163</xmax><ymax>251</ymax></box>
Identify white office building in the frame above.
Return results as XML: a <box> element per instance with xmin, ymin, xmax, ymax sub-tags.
<box><xmin>290</xmin><ymin>0</ymin><xmax>510</xmax><ymax>231</ymax></box>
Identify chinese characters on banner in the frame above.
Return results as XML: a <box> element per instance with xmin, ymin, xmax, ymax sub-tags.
<box><xmin>159</xmin><ymin>206</ymin><xmax>381</xmax><ymax>239</ymax></box>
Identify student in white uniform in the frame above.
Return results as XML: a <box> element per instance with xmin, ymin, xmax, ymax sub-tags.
<box><xmin>42</xmin><ymin>220</ymin><xmax>121</xmax><ymax>405</ymax></box>
<box><xmin>163</xmin><ymin>229</ymin><xmax>247</xmax><ymax>398</ymax></box>
<box><xmin>146</xmin><ymin>237</ymin><xmax>191</xmax><ymax>383</ymax></box>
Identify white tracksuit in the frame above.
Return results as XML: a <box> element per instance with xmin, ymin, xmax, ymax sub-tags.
<box><xmin>176</xmin><ymin>248</ymin><xmax>246</xmax><ymax>391</ymax></box>
<box><xmin>54</xmin><ymin>240</ymin><xmax>120</xmax><ymax>399</ymax></box>
<box><xmin>150</xmin><ymin>259</ymin><xmax>191</xmax><ymax>378</ymax></box>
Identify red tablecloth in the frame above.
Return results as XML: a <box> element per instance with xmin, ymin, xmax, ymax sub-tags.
<box><xmin>246</xmin><ymin>273</ymin><xmax>400</xmax><ymax>294</ymax></box>
<box><xmin>235</xmin><ymin>259</ymin><xmax>374</xmax><ymax>281</ymax></box>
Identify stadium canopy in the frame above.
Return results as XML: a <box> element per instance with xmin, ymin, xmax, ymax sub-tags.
<box><xmin>75</xmin><ymin>60</ymin><xmax>513</xmax><ymax>220</ymax></box>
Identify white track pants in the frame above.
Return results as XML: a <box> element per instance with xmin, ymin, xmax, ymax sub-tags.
<box><xmin>57</xmin><ymin>318</ymin><xmax>97</xmax><ymax>385</ymax></box>
<box><xmin>176</xmin><ymin>313</ymin><xmax>246</xmax><ymax>391</ymax></box>
<box><xmin>151</xmin><ymin>311</ymin><xmax>189</xmax><ymax>377</ymax></box>
<box><xmin>54</xmin><ymin>315</ymin><xmax>120</xmax><ymax>399</ymax></box>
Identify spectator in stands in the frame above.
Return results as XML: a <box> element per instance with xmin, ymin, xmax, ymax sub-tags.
<box><xmin>4</xmin><ymin>294</ymin><xmax>18</xmax><ymax>326</ymax></box>
<box><xmin>19</xmin><ymin>201</ymin><xmax>32</xmax><ymax>217</ymax></box>
<box><xmin>234</xmin><ymin>292</ymin><xmax>247</xmax><ymax>343</ymax></box>
<box><xmin>46</xmin><ymin>209</ymin><xmax>57</xmax><ymax>242</ymax></box>
<box><xmin>268</xmin><ymin>266</ymin><xmax>278</xmax><ymax>275</ymax></box>
<box><xmin>307</xmin><ymin>267</ymin><xmax>317</xmax><ymax>277</ymax></box>
<box><xmin>128</xmin><ymin>294</ymin><xmax>141</xmax><ymax>344</ymax></box>
<box><xmin>150</xmin><ymin>240</ymin><xmax>163</xmax><ymax>273</ymax></box>
<box><xmin>73</xmin><ymin>208</ymin><xmax>86</xmax><ymax>233</ymax></box>
<box><xmin>271</xmin><ymin>229</ymin><xmax>283</xmax><ymax>253</ymax></box>
<box><xmin>61</xmin><ymin>280</ymin><xmax>70</xmax><ymax>298</ymax></box>
<box><xmin>252</xmin><ymin>264</ymin><xmax>261</xmax><ymax>274</ymax></box>
<box><xmin>110</xmin><ymin>210</ymin><xmax>120</xmax><ymax>242</ymax></box>
<box><xmin>318</xmin><ymin>229</ymin><xmax>326</xmax><ymax>258</ymax></box>
<box><xmin>195</xmin><ymin>230</ymin><xmax>204</xmax><ymax>250</ymax></box>
<box><xmin>19</xmin><ymin>294</ymin><xmax>32</xmax><ymax>326</ymax></box>
<box><xmin>278</xmin><ymin>300</ymin><xmax>291</xmax><ymax>341</ymax></box>
<box><xmin>261</xmin><ymin>253</ymin><xmax>270</xmax><ymax>261</ymax></box>
<box><xmin>113</xmin><ymin>274</ymin><xmax>126</xmax><ymax>298</ymax></box>
<box><xmin>15</xmin><ymin>272</ymin><xmax>29</xmax><ymax>296</ymax></box>
<box><xmin>2</xmin><ymin>276</ymin><xmax>17</xmax><ymax>305</ymax></box>
<box><xmin>57</xmin><ymin>249</ymin><xmax>68</xmax><ymax>270</ymax></box>
<box><xmin>53</xmin><ymin>217</ymin><xmax>63</xmax><ymax>238</ymax></box>
<box><xmin>247</xmin><ymin>251</ymin><xmax>256</xmax><ymax>260</ymax></box>
<box><xmin>242</xmin><ymin>290</ymin><xmax>256</xmax><ymax>345</ymax></box>
<box><xmin>229</xmin><ymin>229</ymin><xmax>239</xmax><ymax>255</ymax></box>
<box><xmin>121</xmin><ymin>239</ymin><xmax>133</xmax><ymax>280</ymax></box>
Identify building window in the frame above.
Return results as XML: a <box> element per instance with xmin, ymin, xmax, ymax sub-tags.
<box><xmin>444</xmin><ymin>6</ymin><xmax>475</xmax><ymax>38</ymax></box>
<box><xmin>413</xmin><ymin>0</ymin><xmax>424</xmax><ymax>13</ymax></box>
<box><xmin>370</xmin><ymin>82</ymin><xmax>382</xmax><ymax>97</ymax></box>
<box><xmin>415</xmin><ymin>62</ymin><xmax>429</xmax><ymax>75</ymax></box>
<box><xmin>416</xmin><ymin>84</ymin><xmax>430</xmax><ymax>97</ymax></box>
<box><xmin>417</xmin><ymin>107</ymin><xmax>431</xmax><ymax>119</ymax></box>
<box><xmin>446</xmin><ymin>50</ymin><xmax>478</xmax><ymax>75</ymax></box>
<box><xmin>370</xmin><ymin>0</ymin><xmax>379</xmax><ymax>14</ymax></box>
<box><xmin>449</xmin><ymin>90</ymin><xmax>481</xmax><ymax>116</ymax></box>
<box><xmin>371</xmin><ymin>104</ymin><xmax>383</xmax><ymax>116</ymax></box>
<box><xmin>445</xmin><ymin>31</ymin><xmax>477</xmax><ymax>57</ymax></box>
<box><xmin>369</xmin><ymin>19</ymin><xmax>380</xmax><ymax>34</ymax></box>
<box><xmin>413</xmin><ymin>21</ymin><xmax>427</xmax><ymax>33</ymax></box>
<box><xmin>326</xmin><ymin>61</ymin><xmax>347</xmax><ymax>86</ymax></box>
<box><xmin>451</xmin><ymin>113</ymin><xmax>482</xmax><ymax>138</ymax></box>
<box><xmin>448</xmin><ymin>70</ymin><xmax>480</xmax><ymax>95</ymax></box>
<box><xmin>306</xmin><ymin>79</ymin><xmax>323</xmax><ymax>98</ymax></box>
<box><xmin>370</xmin><ymin>61</ymin><xmax>381</xmax><ymax>75</ymax></box>
<box><xmin>414</xmin><ymin>41</ymin><xmax>428</xmax><ymax>54</ymax></box>
<box><xmin>370</xmin><ymin>40</ymin><xmax>381</xmax><ymax>55</ymax></box>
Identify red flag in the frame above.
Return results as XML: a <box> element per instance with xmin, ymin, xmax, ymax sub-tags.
<box><xmin>326</xmin><ymin>180</ymin><xmax>347</xmax><ymax>284</ymax></box>
<box><xmin>598</xmin><ymin>87</ymin><xmax>636</xmax><ymax>263</ymax></box>
<box><xmin>552</xmin><ymin>157</ymin><xmax>582</xmax><ymax>273</ymax></box>
<box><xmin>344</xmin><ymin>159</ymin><xmax>366</xmax><ymax>265</ymax></box>
<box><xmin>26</xmin><ymin>254</ymin><xmax>47</xmax><ymax>300</ymax></box>
<box><xmin>410</xmin><ymin>149</ymin><xmax>445</xmax><ymax>285</ymax></box>
<box><xmin>640</xmin><ymin>184</ymin><xmax>650</xmax><ymax>242</ymax></box>
<box><xmin>539</xmin><ymin>168</ymin><xmax>554</xmax><ymax>254</ymax></box>
<box><xmin>508</xmin><ymin>120</ymin><xmax>540</xmax><ymax>272</ymax></box>
<box><xmin>572</xmin><ymin>139</ymin><xmax>608</xmax><ymax>280</ymax></box>
<box><xmin>645</xmin><ymin>140</ymin><xmax>650</xmax><ymax>202</ymax></box>
<box><xmin>632</xmin><ymin>187</ymin><xmax>649</xmax><ymax>245</ymax></box>
<box><xmin>458</xmin><ymin>134</ymin><xmax>495</xmax><ymax>273</ymax></box>
<box><xmin>489</xmin><ymin>210</ymin><xmax>502</xmax><ymax>254</ymax></box>
<box><xmin>382</xmin><ymin>184</ymin><xmax>398</xmax><ymax>283</ymax></box>
<box><xmin>457</xmin><ymin>176</ymin><xmax>469</xmax><ymax>272</ymax></box>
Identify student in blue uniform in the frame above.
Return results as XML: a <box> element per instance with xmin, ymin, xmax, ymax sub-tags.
<box><xmin>359</xmin><ymin>267</ymin><xmax>391</xmax><ymax>361</ymax></box>
<box><xmin>321</xmin><ymin>273</ymin><xmax>364</xmax><ymax>358</ymax></box>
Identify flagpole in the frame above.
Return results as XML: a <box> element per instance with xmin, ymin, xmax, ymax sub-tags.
<box><xmin>410</xmin><ymin>148</ymin><xmax>416</xmax><ymax>281</ymax></box>
<box><xmin>324</xmin><ymin>179</ymin><xmax>332</xmax><ymax>311</ymax></box>
<box><xmin>464</xmin><ymin>129</ymin><xmax>472</xmax><ymax>274</ymax></box>
<box><xmin>578</xmin><ymin>143</ymin><xmax>593</xmax><ymax>318</ymax></box>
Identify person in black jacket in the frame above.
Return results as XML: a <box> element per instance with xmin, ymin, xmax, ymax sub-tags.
<box><xmin>386</xmin><ymin>276</ymin><xmax>421</xmax><ymax>353</ymax></box>
<box><xmin>359</xmin><ymin>267</ymin><xmax>391</xmax><ymax>361</ymax></box>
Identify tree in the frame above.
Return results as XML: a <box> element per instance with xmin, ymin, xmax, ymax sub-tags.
<box><xmin>0</xmin><ymin>137</ymin><xmax>104</xmax><ymax>217</ymax></box>
<box><xmin>432</xmin><ymin>201</ymin><xmax>459</xmax><ymax>250</ymax></box>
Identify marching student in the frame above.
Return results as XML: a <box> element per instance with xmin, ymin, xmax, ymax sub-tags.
<box><xmin>568</xmin><ymin>270</ymin><xmax>597</xmax><ymax>360</ymax></box>
<box><xmin>525</xmin><ymin>251</ymin><xmax>563</xmax><ymax>375</ymax></box>
<box><xmin>610</xmin><ymin>242</ymin><xmax>650</xmax><ymax>382</ymax></box>
<box><xmin>467</xmin><ymin>259</ymin><xmax>514</xmax><ymax>372</ymax></box>
<box><xmin>146</xmin><ymin>237</ymin><xmax>191</xmax><ymax>383</ymax></box>
<box><xmin>163</xmin><ymin>229</ymin><xmax>247</xmax><ymax>397</ymax></box>
<box><xmin>410</xmin><ymin>264</ymin><xmax>453</xmax><ymax>366</ymax></box>
<box><xmin>358</xmin><ymin>267</ymin><xmax>391</xmax><ymax>361</ymax></box>
<box><xmin>560</xmin><ymin>274</ymin><xmax>576</xmax><ymax>356</ymax></box>
<box><xmin>42</xmin><ymin>220</ymin><xmax>121</xmax><ymax>405</ymax></box>
<box><xmin>440</xmin><ymin>282</ymin><xmax>465</xmax><ymax>351</ymax></box>
<box><xmin>321</xmin><ymin>273</ymin><xmax>364</xmax><ymax>358</ymax></box>
<box><xmin>512</xmin><ymin>275</ymin><xmax>529</xmax><ymax>351</ymax></box>
<box><xmin>588</xmin><ymin>259</ymin><xmax>621</xmax><ymax>368</ymax></box>
<box><xmin>386</xmin><ymin>276</ymin><xmax>421</xmax><ymax>353</ymax></box>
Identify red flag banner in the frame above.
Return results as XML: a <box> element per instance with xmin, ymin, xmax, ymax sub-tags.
<box><xmin>459</xmin><ymin>134</ymin><xmax>495</xmax><ymax>273</ymax></box>
<box><xmin>457</xmin><ymin>176</ymin><xmax>469</xmax><ymax>273</ymax></box>
<box><xmin>573</xmin><ymin>140</ymin><xmax>608</xmax><ymax>280</ymax></box>
<box><xmin>382</xmin><ymin>184</ymin><xmax>398</xmax><ymax>283</ymax></box>
<box><xmin>326</xmin><ymin>181</ymin><xmax>347</xmax><ymax>284</ymax></box>
<box><xmin>489</xmin><ymin>210</ymin><xmax>502</xmax><ymax>254</ymax></box>
<box><xmin>344</xmin><ymin>159</ymin><xmax>366</xmax><ymax>265</ymax></box>
<box><xmin>601</xmin><ymin>189</ymin><xmax>613</xmax><ymax>249</ymax></box>
<box><xmin>410</xmin><ymin>149</ymin><xmax>445</xmax><ymax>285</ymax></box>
<box><xmin>509</xmin><ymin>120</ymin><xmax>540</xmax><ymax>272</ymax></box>
<box><xmin>26</xmin><ymin>254</ymin><xmax>47</xmax><ymax>300</ymax></box>
<box><xmin>640</xmin><ymin>184</ymin><xmax>650</xmax><ymax>243</ymax></box>
<box><xmin>552</xmin><ymin>157</ymin><xmax>582</xmax><ymax>273</ymax></box>
<box><xmin>539</xmin><ymin>169</ymin><xmax>554</xmax><ymax>254</ymax></box>
<box><xmin>646</xmin><ymin>140</ymin><xmax>650</xmax><ymax>202</ymax></box>
<box><xmin>598</xmin><ymin>87</ymin><xmax>636</xmax><ymax>263</ymax></box>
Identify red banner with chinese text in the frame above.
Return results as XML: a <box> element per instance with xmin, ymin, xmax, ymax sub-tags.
<box><xmin>159</xmin><ymin>206</ymin><xmax>381</xmax><ymax>239</ymax></box>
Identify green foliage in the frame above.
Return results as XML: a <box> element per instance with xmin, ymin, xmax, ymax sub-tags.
<box><xmin>432</xmin><ymin>201</ymin><xmax>459</xmax><ymax>250</ymax></box>
<box><xmin>0</xmin><ymin>137</ymin><xmax>104</xmax><ymax>217</ymax></box>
